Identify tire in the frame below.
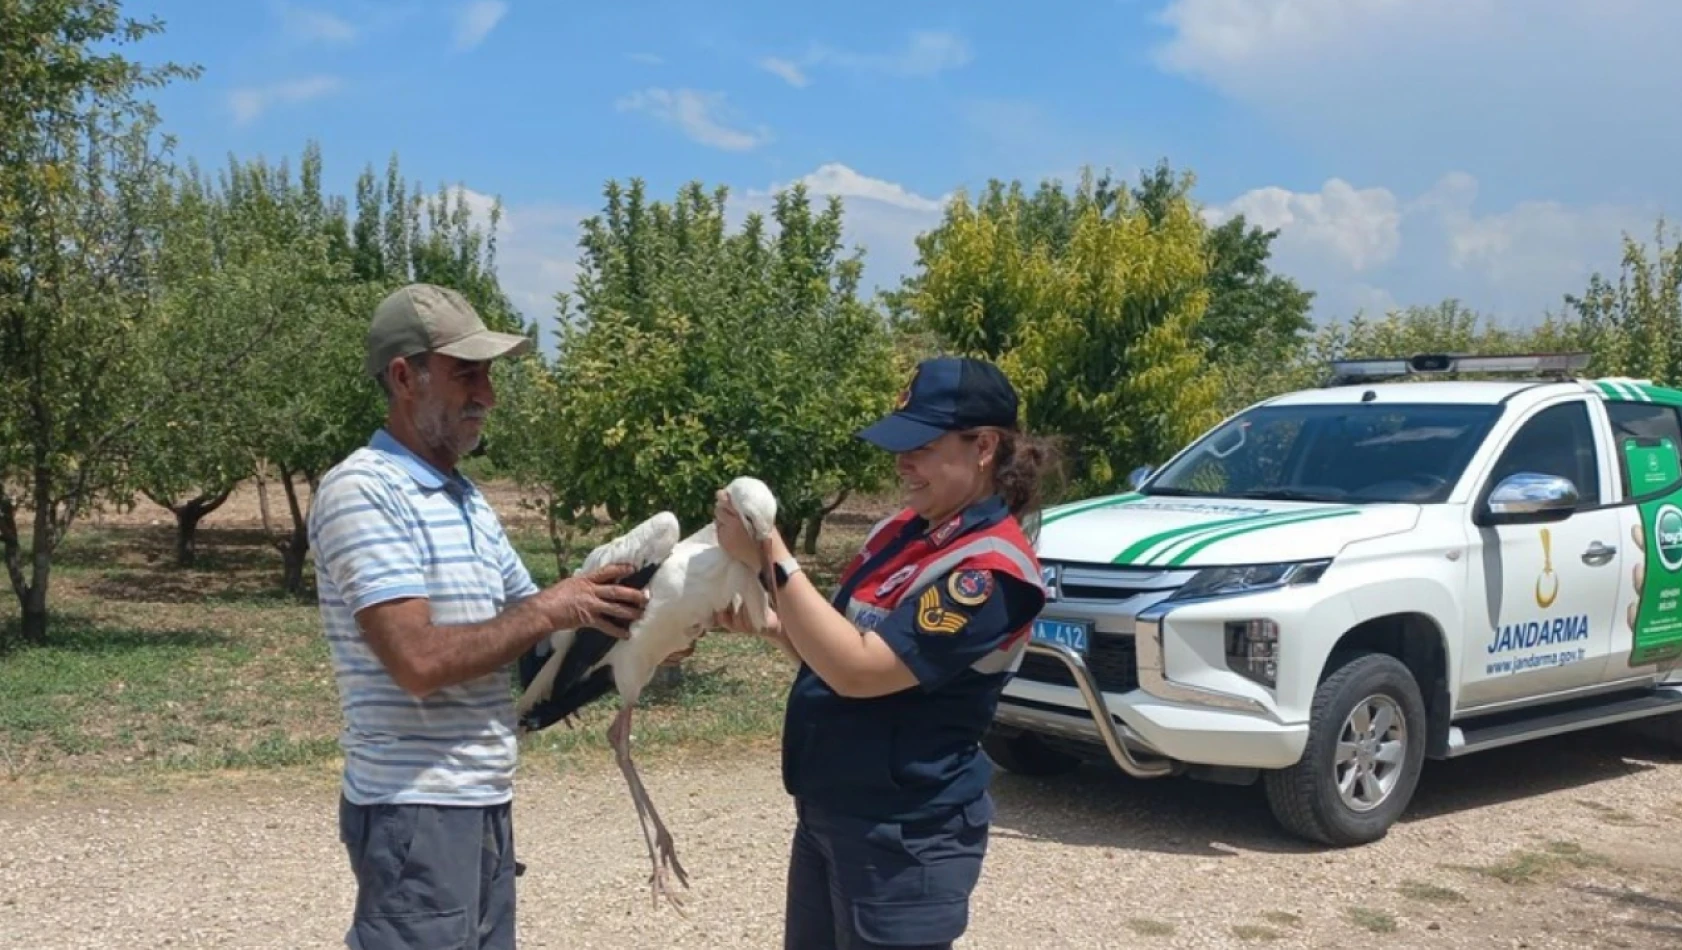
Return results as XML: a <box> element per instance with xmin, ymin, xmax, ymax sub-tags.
<box><xmin>1263</xmin><ymin>652</ymin><xmax>1428</xmax><ymax>846</ymax></box>
<box><xmin>982</xmin><ymin>729</ymin><xmax>1082</xmax><ymax>777</ymax></box>
<box><xmin>1625</xmin><ymin>709</ymin><xmax>1682</xmax><ymax>752</ymax></box>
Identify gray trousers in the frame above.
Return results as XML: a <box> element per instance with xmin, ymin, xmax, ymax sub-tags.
<box><xmin>339</xmin><ymin>795</ymin><xmax>517</xmax><ymax>950</ymax></box>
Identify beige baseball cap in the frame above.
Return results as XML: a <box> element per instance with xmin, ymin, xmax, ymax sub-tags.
<box><xmin>365</xmin><ymin>283</ymin><xmax>533</xmax><ymax>377</ymax></box>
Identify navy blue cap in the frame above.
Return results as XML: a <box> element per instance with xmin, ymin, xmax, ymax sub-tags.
<box><xmin>857</xmin><ymin>356</ymin><xmax>1020</xmax><ymax>452</ymax></box>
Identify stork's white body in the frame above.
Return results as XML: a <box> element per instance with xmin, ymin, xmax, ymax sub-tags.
<box><xmin>512</xmin><ymin>477</ymin><xmax>779</xmax><ymax>912</ymax></box>
<box><xmin>609</xmin><ymin>522</ymin><xmax>772</xmax><ymax>706</ymax></box>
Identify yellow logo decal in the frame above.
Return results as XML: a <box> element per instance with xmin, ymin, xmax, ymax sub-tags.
<box><xmin>1535</xmin><ymin>527</ymin><xmax>1559</xmax><ymax>608</ymax></box>
<box><xmin>916</xmin><ymin>585</ymin><xmax>968</xmax><ymax>635</ymax></box>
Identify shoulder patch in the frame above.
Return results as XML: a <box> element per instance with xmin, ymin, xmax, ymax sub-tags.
<box><xmin>947</xmin><ymin>569</ymin><xmax>993</xmax><ymax>606</ymax></box>
<box><xmin>916</xmin><ymin>585</ymin><xmax>969</xmax><ymax>636</ymax></box>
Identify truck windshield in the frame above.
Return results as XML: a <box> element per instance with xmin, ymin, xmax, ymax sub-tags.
<box><xmin>1145</xmin><ymin>403</ymin><xmax>1504</xmax><ymax>504</ymax></box>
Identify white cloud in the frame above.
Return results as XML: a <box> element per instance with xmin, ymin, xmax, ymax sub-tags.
<box><xmin>274</xmin><ymin>2</ymin><xmax>356</xmax><ymax>43</ymax></box>
<box><xmin>1207</xmin><ymin>172</ymin><xmax>1663</xmax><ymax>323</ymax></box>
<box><xmin>758</xmin><ymin>57</ymin><xmax>809</xmax><ymax>88</ymax></box>
<box><xmin>763</xmin><ymin>30</ymin><xmax>972</xmax><ymax>87</ymax></box>
<box><xmin>615</xmin><ymin>88</ymin><xmax>773</xmax><ymax>151</ymax></box>
<box><xmin>452</xmin><ymin>0</ymin><xmax>507</xmax><ymax>51</ymax></box>
<box><xmin>744</xmin><ymin>164</ymin><xmax>950</xmax><ymax>297</ymax></box>
<box><xmin>227</xmin><ymin>75</ymin><xmax>341</xmax><ymax>127</ymax></box>
<box><xmin>782</xmin><ymin>163</ymin><xmax>948</xmax><ymax>213</ymax></box>
<box><xmin>1150</xmin><ymin>0</ymin><xmax>1682</xmax><ymax>201</ymax></box>
<box><xmin>1210</xmin><ymin>178</ymin><xmax>1401</xmax><ymax>272</ymax></box>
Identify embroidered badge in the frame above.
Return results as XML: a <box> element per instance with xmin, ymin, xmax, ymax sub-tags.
<box><xmin>929</xmin><ymin>514</ymin><xmax>963</xmax><ymax>547</ymax></box>
<box><xmin>916</xmin><ymin>585</ymin><xmax>968</xmax><ymax>635</ymax></box>
<box><xmin>947</xmin><ymin>569</ymin><xmax>993</xmax><ymax>606</ymax></box>
<box><xmin>875</xmin><ymin>564</ymin><xmax>918</xmax><ymax>598</ymax></box>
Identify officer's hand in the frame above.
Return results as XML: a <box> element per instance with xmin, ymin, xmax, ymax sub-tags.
<box><xmin>711</xmin><ymin>603</ymin><xmax>780</xmax><ymax>637</ymax></box>
<box><xmin>712</xmin><ymin>492</ymin><xmax>762</xmax><ymax>567</ymax></box>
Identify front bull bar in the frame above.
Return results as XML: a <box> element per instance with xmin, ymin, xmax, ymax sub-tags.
<box><xmin>1020</xmin><ymin>640</ymin><xmax>1177</xmax><ymax>779</ymax></box>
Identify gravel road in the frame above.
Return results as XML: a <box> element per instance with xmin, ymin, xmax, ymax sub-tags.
<box><xmin>3</xmin><ymin>727</ymin><xmax>1680</xmax><ymax>950</ymax></box>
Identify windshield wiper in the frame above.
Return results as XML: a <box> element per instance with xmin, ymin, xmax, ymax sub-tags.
<box><xmin>1236</xmin><ymin>488</ymin><xmax>1341</xmax><ymax>502</ymax></box>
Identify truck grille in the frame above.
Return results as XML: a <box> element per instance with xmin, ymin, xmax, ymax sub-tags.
<box><xmin>1015</xmin><ymin>634</ymin><xmax>1140</xmax><ymax>694</ymax></box>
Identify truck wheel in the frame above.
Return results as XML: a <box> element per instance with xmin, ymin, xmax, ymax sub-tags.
<box><xmin>982</xmin><ymin>730</ymin><xmax>1081</xmax><ymax>777</ymax></box>
<box><xmin>1264</xmin><ymin>653</ymin><xmax>1427</xmax><ymax>846</ymax></box>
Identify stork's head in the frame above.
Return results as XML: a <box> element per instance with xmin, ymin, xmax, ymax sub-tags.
<box><xmin>724</xmin><ymin>476</ymin><xmax>778</xmax><ymax>540</ymax></box>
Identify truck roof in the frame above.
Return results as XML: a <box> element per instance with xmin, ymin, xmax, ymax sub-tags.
<box><xmin>1264</xmin><ymin>379</ymin><xmax>1577</xmax><ymax>407</ymax></box>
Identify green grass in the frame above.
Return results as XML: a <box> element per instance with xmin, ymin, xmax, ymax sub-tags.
<box><xmin>1397</xmin><ymin>880</ymin><xmax>1466</xmax><ymax>904</ymax></box>
<box><xmin>1445</xmin><ymin>840</ymin><xmax>1612</xmax><ymax>886</ymax></box>
<box><xmin>1</xmin><ymin>493</ymin><xmax>880</xmax><ymax>780</ymax></box>
<box><xmin>1345</xmin><ymin>907</ymin><xmax>1398</xmax><ymax>934</ymax></box>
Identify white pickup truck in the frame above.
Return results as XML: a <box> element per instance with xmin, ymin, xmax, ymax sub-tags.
<box><xmin>988</xmin><ymin>353</ymin><xmax>1682</xmax><ymax>846</ymax></box>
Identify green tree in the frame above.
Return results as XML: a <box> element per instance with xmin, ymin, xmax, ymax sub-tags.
<box><xmin>530</xmin><ymin>178</ymin><xmax>902</xmax><ymax>567</ymax></box>
<box><xmin>0</xmin><ymin>1</ymin><xmax>199</xmax><ymax>645</ymax></box>
<box><xmin>1219</xmin><ymin>299</ymin><xmax>1593</xmax><ymax>412</ymax></box>
<box><xmin>1561</xmin><ymin>218</ymin><xmax>1682</xmax><ymax>383</ymax></box>
<box><xmin>889</xmin><ymin>161</ymin><xmax>1314</xmax><ymax>368</ymax></box>
<box><xmin>1129</xmin><ymin>160</ymin><xmax>1314</xmax><ymax>363</ymax></box>
<box><xmin>899</xmin><ymin>177</ymin><xmax>1222</xmax><ymax>494</ymax></box>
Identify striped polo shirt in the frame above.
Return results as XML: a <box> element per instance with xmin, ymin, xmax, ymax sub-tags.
<box><xmin>309</xmin><ymin>428</ymin><xmax>540</xmax><ymax>806</ymax></box>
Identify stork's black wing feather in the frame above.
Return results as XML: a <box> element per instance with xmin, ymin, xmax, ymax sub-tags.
<box><xmin>515</xmin><ymin>560</ymin><xmax>662</xmax><ymax>733</ymax></box>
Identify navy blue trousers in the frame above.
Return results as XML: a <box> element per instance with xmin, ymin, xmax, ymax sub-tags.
<box><xmin>784</xmin><ymin>793</ymin><xmax>993</xmax><ymax>949</ymax></box>
<box><xmin>338</xmin><ymin>795</ymin><xmax>517</xmax><ymax>950</ymax></box>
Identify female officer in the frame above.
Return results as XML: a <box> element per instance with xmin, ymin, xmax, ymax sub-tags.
<box><xmin>712</xmin><ymin>355</ymin><xmax>1058</xmax><ymax>950</ymax></box>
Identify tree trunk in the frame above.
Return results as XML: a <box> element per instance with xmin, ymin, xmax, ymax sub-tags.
<box><xmin>19</xmin><ymin>574</ymin><xmax>48</xmax><ymax>645</ymax></box>
<box><xmin>0</xmin><ymin>495</ymin><xmax>27</xmax><ymax>651</ymax></box>
<box><xmin>800</xmin><ymin>489</ymin><xmax>851</xmax><ymax>556</ymax></box>
<box><xmin>166</xmin><ymin>489</ymin><xmax>232</xmax><ymax>568</ymax></box>
<box><xmin>276</xmin><ymin>468</ymin><xmax>312</xmax><ymax>595</ymax></box>
<box><xmin>25</xmin><ymin>456</ymin><xmax>54</xmax><ymax>644</ymax></box>
<box><xmin>254</xmin><ymin>458</ymin><xmax>275</xmax><ymax>536</ymax></box>
<box><xmin>801</xmin><ymin>515</ymin><xmax>823</xmax><ymax>556</ymax></box>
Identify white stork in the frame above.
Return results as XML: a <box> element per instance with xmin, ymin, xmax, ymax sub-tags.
<box><xmin>514</xmin><ymin>476</ymin><xmax>780</xmax><ymax>911</ymax></box>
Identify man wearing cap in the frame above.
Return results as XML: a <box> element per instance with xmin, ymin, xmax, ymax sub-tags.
<box><xmin>711</xmin><ymin>356</ymin><xmax>1056</xmax><ymax>948</ymax></box>
<box><xmin>310</xmin><ymin>283</ymin><xmax>652</xmax><ymax>949</ymax></box>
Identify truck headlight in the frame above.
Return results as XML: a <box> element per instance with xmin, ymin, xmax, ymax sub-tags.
<box><xmin>1167</xmin><ymin>559</ymin><xmax>1331</xmax><ymax>603</ymax></box>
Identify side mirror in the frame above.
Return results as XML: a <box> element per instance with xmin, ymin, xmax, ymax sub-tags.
<box><xmin>1128</xmin><ymin>465</ymin><xmax>1155</xmax><ymax>490</ymax></box>
<box><xmin>1480</xmin><ymin>473</ymin><xmax>1579</xmax><ymax>525</ymax></box>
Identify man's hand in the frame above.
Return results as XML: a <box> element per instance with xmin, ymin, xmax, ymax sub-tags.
<box><xmin>533</xmin><ymin>563</ymin><xmax>650</xmax><ymax>636</ymax></box>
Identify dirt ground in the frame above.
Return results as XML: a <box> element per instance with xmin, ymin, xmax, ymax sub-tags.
<box><xmin>3</xmin><ymin>727</ymin><xmax>1679</xmax><ymax>950</ymax></box>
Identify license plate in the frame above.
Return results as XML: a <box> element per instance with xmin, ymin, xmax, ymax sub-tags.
<box><xmin>1032</xmin><ymin>618</ymin><xmax>1092</xmax><ymax>654</ymax></box>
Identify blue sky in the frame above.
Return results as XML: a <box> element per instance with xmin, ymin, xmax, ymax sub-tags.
<box><xmin>130</xmin><ymin>0</ymin><xmax>1682</xmax><ymax>348</ymax></box>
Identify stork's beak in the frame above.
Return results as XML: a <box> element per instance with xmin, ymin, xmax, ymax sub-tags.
<box><xmin>758</xmin><ymin>536</ymin><xmax>777</xmax><ymax>609</ymax></box>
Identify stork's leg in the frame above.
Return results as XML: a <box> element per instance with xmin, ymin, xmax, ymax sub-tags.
<box><xmin>608</xmin><ymin>702</ymin><xmax>691</xmax><ymax>912</ymax></box>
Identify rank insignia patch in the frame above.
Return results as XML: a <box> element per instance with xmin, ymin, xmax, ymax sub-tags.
<box><xmin>947</xmin><ymin>569</ymin><xmax>992</xmax><ymax>606</ymax></box>
<box><xmin>916</xmin><ymin>585</ymin><xmax>968</xmax><ymax>635</ymax></box>
<box><xmin>929</xmin><ymin>515</ymin><xmax>963</xmax><ymax>547</ymax></box>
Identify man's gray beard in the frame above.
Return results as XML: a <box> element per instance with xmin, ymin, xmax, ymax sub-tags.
<box><xmin>414</xmin><ymin>382</ymin><xmax>482</xmax><ymax>459</ymax></box>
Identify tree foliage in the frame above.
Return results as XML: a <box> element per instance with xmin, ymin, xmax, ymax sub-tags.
<box><xmin>509</xmin><ymin>179</ymin><xmax>903</xmax><ymax>568</ymax></box>
<box><xmin>0</xmin><ymin>1</ymin><xmax>200</xmax><ymax>644</ymax></box>
<box><xmin>1561</xmin><ymin>219</ymin><xmax>1682</xmax><ymax>383</ymax></box>
<box><xmin>899</xmin><ymin>172</ymin><xmax>1224</xmax><ymax>493</ymax></box>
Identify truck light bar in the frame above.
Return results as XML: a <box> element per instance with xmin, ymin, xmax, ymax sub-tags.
<box><xmin>1326</xmin><ymin>352</ymin><xmax>1592</xmax><ymax>386</ymax></box>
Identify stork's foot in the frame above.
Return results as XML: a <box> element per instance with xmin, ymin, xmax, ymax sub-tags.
<box><xmin>649</xmin><ymin>858</ymin><xmax>689</xmax><ymax>915</ymax></box>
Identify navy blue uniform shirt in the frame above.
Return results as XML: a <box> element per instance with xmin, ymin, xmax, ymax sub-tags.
<box><xmin>781</xmin><ymin>496</ymin><xmax>1045</xmax><ymax>824</ymax></box>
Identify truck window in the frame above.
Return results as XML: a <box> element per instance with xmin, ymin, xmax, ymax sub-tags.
<box><xmin>1605</xmin><ymin>401</ymin><xmax>1682</xmax><ymax>496</ymax></box>
<box><xmin>1147</xmin><ymin>403</ymin><xmax>1500</xmax><ymax>504</ymax></box>
<box><xmin>1484</xmin><ymin>401</ymin><xmax>1601</xmax><ymax>505</ymax></box>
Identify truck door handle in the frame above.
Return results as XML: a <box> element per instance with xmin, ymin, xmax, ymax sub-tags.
<box><xmin>1582</xmin><ymin>542</ymin><xmax>1617</xmax><ymax>566</ymax></box>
